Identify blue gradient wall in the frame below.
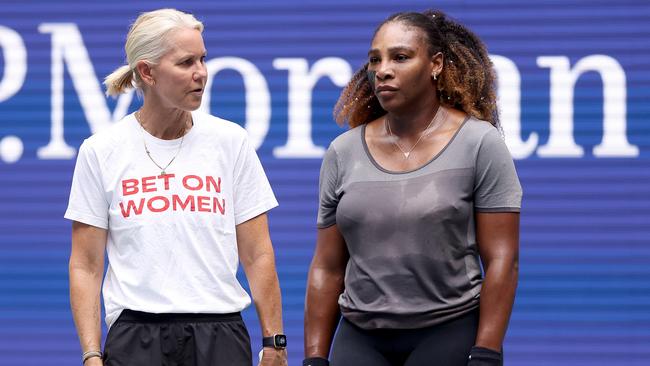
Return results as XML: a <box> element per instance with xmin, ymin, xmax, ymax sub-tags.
<box><xmin>0</xmin><ymin>1</ymin><xmax>648</xmax><ymax>365</ymax></box>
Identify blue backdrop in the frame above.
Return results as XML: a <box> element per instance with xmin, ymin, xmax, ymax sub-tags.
<box><xmin>0</xmin><ymin>1</ymin><xmax>648</xmax><ymax>365</ymax></box>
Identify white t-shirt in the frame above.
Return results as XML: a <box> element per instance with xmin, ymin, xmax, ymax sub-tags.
<box><xmin>64</xmin><ymin>111</ymin><xmax>278</xmax><ymax>327</ymax></box>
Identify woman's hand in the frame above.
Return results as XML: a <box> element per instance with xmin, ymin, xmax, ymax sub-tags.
<box><xmin>84</xmin><ymin>357</ymin><xmax>103</xmax><ymax>366</ymax></box>
<box><xmin>467</xmin><ymin>346</ymin><xmax>502</xmax><ymax>366</ymax></box>
<box><xmin>258</xmin><ymin>348</ymin><xmax>288</xmax><ymax>366</ymax></box>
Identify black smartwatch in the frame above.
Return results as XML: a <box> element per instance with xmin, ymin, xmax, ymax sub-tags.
<box><xmin>262</xmin><ymin>334</ymin><xmax>287</xmax><ymax>349</ymax></box>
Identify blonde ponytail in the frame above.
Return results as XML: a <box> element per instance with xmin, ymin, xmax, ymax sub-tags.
<box><xmin>104</xmin><ymin>64</ymin><xmax>135</xmax><ymax>97</ymax></box>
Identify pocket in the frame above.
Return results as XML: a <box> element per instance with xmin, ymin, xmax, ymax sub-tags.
<box><xmin>211</xmin><ymin>320</ymin><xmax>252</xmax><ymax>364</ymax></box>
<box><xmin>102</xmin><ymin>322</ymin><xmax>152</xmax><ymax>366</ymax></box>
<box><xmin>102</xmin><ymin>322</ymin><xmax>122</xmax><ymax>363</ymax></box>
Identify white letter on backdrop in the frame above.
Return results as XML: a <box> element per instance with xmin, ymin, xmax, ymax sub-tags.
<box><xmin>37</xmin><ymin>23</ymin><xmax>133</xmax><ymax>159</ymax></box>
<box><xmin>537</xmin><ymin>55</ymin><xmax>638</xmax><ymax>157</ymax></box>
<box><xmin>491</xmin><ymin>55</ymin><xmax>538</xmax><ymax>159</ymax></box>
<box><xmin>200</xmin><ymin>57</ymin><xmax>271</xmax><ymax>150</ymax></box>
<box><xmin>273</xmin><ymin>57</ymin><xmax>352</xmax><ymax>158</ymax></box>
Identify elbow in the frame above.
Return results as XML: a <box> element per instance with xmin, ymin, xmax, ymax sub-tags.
<box><xmin>511</xmin><ymin>251</ymin><xmax>519</xmax><ymax>274</ymax></box>
<box><xmin>68</xmin><ymin>256</ymin><xmax>103</xmax><ymax>279</ymax></box>
<box><xmin>504</xmin><ymin>255</ymin><xmax>519</xmax><ymax>282</ymax></box>
<box><xmin>483</xmin><ymin>254</ymin><xmax>518</xmax><ymax>285</ymax></box>
<box><xmin>307</xmin><ymin>265</ymin><xmax>345</xmax><ymax>294</ymax></box>
<box><xmin>241</xmin><ymin>250</ymin><xmax>276</xmax><ymax>273</ymax></box>
<box><xmin>511</xmin><ymin>258</ymin><xmax>519</xmax><ymax>288</ymax></box>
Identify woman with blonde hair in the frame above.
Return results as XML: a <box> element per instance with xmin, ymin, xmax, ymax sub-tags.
<box><xmin>66</xmin><ymin>8</ymin><xmax>287</xmax><ymax>366</ymax></box>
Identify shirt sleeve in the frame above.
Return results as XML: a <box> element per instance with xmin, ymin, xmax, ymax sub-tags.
<box><xmin>232</xmin><ymin>133</ymin><xmax>278</xmax><ymax>225</ymax></box>
<box><xmin>316</xmin><ymin>145</ymin><xmax>340</xmax><ymax>228</ymax></box>
<box><xmin>474</xmin><ymin>128</ymin><xmax>522</xmax><ymax>212</ymax></box>
<box><xmin>64</xmin><ymin>140</ymin><xmax>110</xmax><ymax>229</ymax></box>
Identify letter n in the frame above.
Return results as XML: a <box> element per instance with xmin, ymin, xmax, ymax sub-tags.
<box><xmin>537</xmin><ymin>55</ymin><xmax>638</xmax><ymax>158</ymax></box>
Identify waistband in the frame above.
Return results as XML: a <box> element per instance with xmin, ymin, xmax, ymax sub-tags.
<box><xmin>117</xmin><ymin>309</ymin><xmax>243</xmax><ymax>323</ymax></box>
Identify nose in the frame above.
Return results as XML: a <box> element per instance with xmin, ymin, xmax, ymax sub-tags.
<box><xmin>375</xmin><ymin>60</ymin><xmax>394</xmax><ymax>80</ymax></box>
<box><xmin>193</xmin><ymin>63</ymin><xmax>207</xmax><ymax>82</ymax></box>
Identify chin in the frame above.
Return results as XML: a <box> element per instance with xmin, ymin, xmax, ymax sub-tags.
<box><xmin>377</xmin><ymin>99</ymin><xmax>398</xmax><ymax>113</ymax></box>
<box><xmin>184</xmin><ymin>101</ymin><xmax>203</xmax><ymax>111</ymax></box>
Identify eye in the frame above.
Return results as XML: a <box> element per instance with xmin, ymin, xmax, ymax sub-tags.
<box><xmin>200</xmin><ymin>56</ymin><xmax>206</xmax><ymax>63</ymax></box>
<box><xmin>368</xmin><ymin>56</ymin><xmax>380</xmax><ymax>64</ymax></box>
<box><xmin>395</xmin><ymin>54</ymin><xmax>409</xmax><ymax>62</ymax></box>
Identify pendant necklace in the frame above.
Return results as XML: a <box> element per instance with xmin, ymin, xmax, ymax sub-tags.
<box><xmin>135</xmin><ymin>110</ymin><xmax>190</xmax><ymax>176</ymax></box>
<box><xmin>385</xmin><ymin>106</ymin><xmax>444</xmax><ymax>159</ymax></box>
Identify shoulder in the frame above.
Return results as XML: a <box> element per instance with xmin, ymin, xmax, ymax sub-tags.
<box><xmin>458</xmin><ymin>117</ymin><xmax>500</xmax><ymax>143</ymax></box>
<box><xmin>444</xmin><ymin>116</ymin><xmax>509</xmax><ymax>163</ymax></box>
<box><xmin>328</xmin><ymin>124</ymin><xmax>363</xmax><ymax>155</ymax></box>
<box><xmin>81</xmin><ymin>114</ymin><xmax>136</xmax><ymax>157</ymax></box>
<box><xmin>452</xmin><ymin>117</ymin><xmax>509</xmax><ymax>156</ymax></box>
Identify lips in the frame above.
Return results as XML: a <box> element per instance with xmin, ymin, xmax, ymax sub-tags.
<box><xmin>190</xmin><ymin>88</ymin><xmax>203</xmax><ymax>94</ymax></box>
<box><xmin>375</xmin><ymin>84</ymin><xmax>398</xmax><ymax>93</ymax></box>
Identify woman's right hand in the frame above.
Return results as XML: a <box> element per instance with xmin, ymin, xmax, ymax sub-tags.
<box><xmin>84</xmin><ymin>357</ymin><xmax>103</xmax><ymax>366</ymax></box>
<box><xmin>467</xmin><ymin>346</ymin><xmax>502</xmax><ymax>366</ymax></box>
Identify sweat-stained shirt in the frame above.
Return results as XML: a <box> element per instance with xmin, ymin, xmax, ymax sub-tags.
<box><xmin>317</xmin><ymin>116</ymin><xmax>522</xmax><ymax>330</ymax></box>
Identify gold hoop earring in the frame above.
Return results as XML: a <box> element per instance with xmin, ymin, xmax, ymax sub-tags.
<box><xmin>433</xmin><ymin>73</ymin><xmax>437</xmax><ymax>81</ymax></box>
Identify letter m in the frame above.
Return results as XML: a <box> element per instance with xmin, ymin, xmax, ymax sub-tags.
<box><xmin>37</xmin><ymin>23</ymin><xmax>134</xmax><ymax>159</ymax></box>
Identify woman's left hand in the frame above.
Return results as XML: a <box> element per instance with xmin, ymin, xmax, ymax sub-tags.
<box><xmin>258</xmin><ymin>348</ymin><xmax>288</xmax><ymax>366</ymax></box>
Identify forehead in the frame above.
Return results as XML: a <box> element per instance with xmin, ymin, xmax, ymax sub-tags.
<box><xmin>370</xmin><ymin>21</ymin><xmax>427</xmax><ymax>51</ymax></box>
<box><xmin>164</xmin><ymin>28</ymin><xmax>206</xmax><ymax>57</ymax></box>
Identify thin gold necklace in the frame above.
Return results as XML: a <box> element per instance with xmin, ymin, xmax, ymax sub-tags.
<box><xmin>135</xmin><ymin>110</ymin><xmax>190</xmax><ymax>175</ymax></box>
<box><xmin>385</xmin><ymin>106</ymin><xmax>443</xmax><ymax>159</ymax></box>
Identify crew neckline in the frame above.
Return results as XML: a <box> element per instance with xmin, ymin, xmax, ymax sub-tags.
<box><xmin>361</xmin><ymin>115</ymin><xmax>470</xmax><ymax>175</ymax></box>
<box><xmin>130</xmin><ymin>111</ymin><xmax>199</xmax><ymax>147</ymax></box>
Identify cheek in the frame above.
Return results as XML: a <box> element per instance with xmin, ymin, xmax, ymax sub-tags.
<box><xmin>405</xmin><ymin>66</ymin><xmax>432</xmax><ymax>89</ymax></box>
<box><xmin>366</xmin><ymin>70</ymin><xmax>376</xmax><ymax>90</ymax></box>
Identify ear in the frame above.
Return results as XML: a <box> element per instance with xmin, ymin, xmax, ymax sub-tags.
<box><xmin>430</xmin><ymin>52</ymin><xmax>444</xmax><ymax>79</ymax></box>
<box><xmin>135</xmin><ymin>60</ymin><xmax>155</xmax><ymax>87</ymax></box>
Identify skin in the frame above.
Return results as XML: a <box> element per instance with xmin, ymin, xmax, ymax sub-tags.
<box><xmin>71</xmin><ymin>27</ymin><xmax>286</xmax><ymax>366</ymax></box>
<box><xmin>304</xmin><ymin>20</ymin><xmax>519</xmax><ymax>359</ymax></box>
<box><xmin>366</xmin><ymin>21</ymin><xmax>457</xmax><ymax>172</ymax></box>
<box><xmin>135</xmin><ymin>27</ymin><xmax>208</xmax><ymax>140</ymax></box>
<box><xmin>304</xmin><ymin>225</ymin><xmax>348</xmax><ymax>359</ymax></box>
<box><xmin>237</xmin><ymin>214</ymin><xmax>287</xmax><ymax>366</ymax></box>
<box><xmin>69</xmin><ymin>222</ymin><xmax>106</xmax><ymax>366</ymax></box>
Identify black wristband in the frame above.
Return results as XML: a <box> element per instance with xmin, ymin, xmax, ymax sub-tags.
<box><xmin>467</xmin><ymin>346</ymin><xmax>502</xmax><ymax>366</ymax></box>
<box><xmin>302</xmin><ymin>357</ymin><xmax>329</xmax><ymax>366</ymax></box>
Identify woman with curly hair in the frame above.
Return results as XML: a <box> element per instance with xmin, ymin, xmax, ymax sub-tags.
<box><xmin>304</xmin><ymin>10</ymin><xmax>521</xmax><ymax>366</ymax></box>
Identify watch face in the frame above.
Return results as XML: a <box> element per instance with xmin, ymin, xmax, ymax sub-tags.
<box><xmin>274</xmin><ymin>334</ymin><xmax>287</xmax><ymax>348</ymax></box>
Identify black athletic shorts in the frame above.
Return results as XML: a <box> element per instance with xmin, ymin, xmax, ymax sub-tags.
<box><xmin>103</xmin><ymin>310</ymin><xmax>252</xmax><ymax>366</ymax></box>
<box><xmin>330</xmin><ymin>308</ymin><xmax>481</xmax><ymax>366</ymax></box>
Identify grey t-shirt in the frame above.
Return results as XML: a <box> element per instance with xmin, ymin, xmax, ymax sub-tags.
<box><xmin>317</xmin><ymin>117</ymin><xmax>522</xmax><ymax>330</ymax></box>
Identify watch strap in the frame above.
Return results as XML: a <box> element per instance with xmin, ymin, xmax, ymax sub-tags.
<box><xmin>262</xmin><ymin>334</ymin><xmax>287</xmax><ymax>349</ymax></box>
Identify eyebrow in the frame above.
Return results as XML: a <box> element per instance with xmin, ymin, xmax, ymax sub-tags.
<box><xmin>177</xmin><ymin>50</ymin><xmax>208</xmax><ymax>59</ymax></box>
<box><xmin>367</xmin><ymin>46</ymin><xmax>416</xmax><ymax>56</ymax></box>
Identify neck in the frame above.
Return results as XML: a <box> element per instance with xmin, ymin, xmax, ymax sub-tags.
<box><xmin>386</xmin><ymin>99</ymin><xmax>442</xmax><ymax>137</ymax></box>
<box><xmin>138</xmin><ymin>102</ymin><xmax>192</xmax><ymax>140</ymax></box>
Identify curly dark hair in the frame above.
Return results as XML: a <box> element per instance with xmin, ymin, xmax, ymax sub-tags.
<box><xmin>334</xmin><ymin>10</ymin><xmax>499</xmax><ymax>129</ymax></box>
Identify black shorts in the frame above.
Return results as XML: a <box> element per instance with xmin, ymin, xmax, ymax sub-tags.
<box><xmin>330</xmin><ymin>309</ymin><xmax>481</xmax><ymax>366</ymax></box>
<box><xmin>103</xmin><ymin>310</ymin><xmax>252</xmax><ymax>366</ymax></box>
